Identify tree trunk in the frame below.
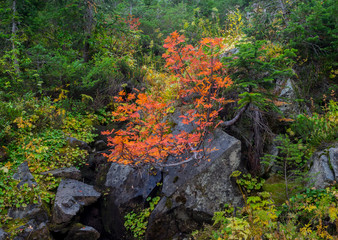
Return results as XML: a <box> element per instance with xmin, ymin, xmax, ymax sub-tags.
<box><xmin>11</xmin><ymin>0</ymin><xmax>20</xmax><ymax>74</ymax></box>
<box><xmin>250</xmin><ymin>106</ymin><xmax>263</xmax><ymax>173</ymax></box>
<box><xmin>83</xmin><ymin>0</ymin><xmax>94</xmax><ymax>62</ymax></box>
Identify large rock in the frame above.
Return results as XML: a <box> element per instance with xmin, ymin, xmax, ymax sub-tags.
<box><xmin>40</xmin><ymin>167</ymin><xmax>81</xmax><ymax>180</ymax></box>
<box><xmin>12</xmin><ymin>161</ymin><xmax>37</xmax><ymax>188</ymax></box>
<box><xmin>276</xmin><ymin>78</ymin><xmax>310</xmax><ymax>117</ymax></box>
<box><xmin>277</xmin><ymin>78</ymin><xmax>296</xmax><ymax>116</ymax></box>
<box><xmin>14</xmin><ymin>220</ymin><xmax>51</xmax><ymax>240</ymax></box>
<box><xmin>105</xmin><ymin>163</ymin><xmax>161</xmax><ymax>208</ymax></box>
<box><xmin>66</xmin><ymin>136</ymin><xmax>91</xmax><ymax>151</ymax></box>
<box><xmin>53</xmin><ymin>179</ymin><xmax>101</xmax><ymax>224</ymax></box>
<box><xmin>329</xmin><ymin>147</ymin><xmax>338</xmax><ymax>180</ymax></box>
<box><xmin>0</xmin><ymin>228</ymin><xmax>8</xmax><ymax>240</ymax></box>
<box><xmin>102</xmin><ymin>161</ymin><xmax>161</xmax><ymax>240</ymax></box>
<box><xmin>220</xmin><ymin>48</ymin><xmax>239</xmax><ymax>59</ymax></box>
<box><xmin>308</xmin><ymin>144</ymin><xmax>338</xmax><ymax>189</ymax></box>
<box><xmin>99</xmin><ymin>195</ymin><xmax>126</xmax><ymax>239</ymax></box>
<box><xmin>9</xmin><ymin>163</ymin><xmax>51</xmax><ymax>239</ymax></box>
<box><xmin>147</xmin><ymin>129</ymin><xmax>243</xmax><ymax>239</ymax></box>
<box><xmin>65</xmin><ymin>225</ymin><xmax>100</xmax><ymax>240</ymax></box>
<box><xmin>8</xmin><ymin>203</ymin><xmax>48</xmax><ymax>223</ymax></box>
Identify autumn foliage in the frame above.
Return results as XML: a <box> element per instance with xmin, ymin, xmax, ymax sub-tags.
<box><xmin>103</xmin><ymin>32</ymin><xmax>233</xmax><ymax>167</ymax></box>
<box><xmin>125</xmin><ymin>14</ymin><xmax>141</xmax><ymax>31</ymax></box>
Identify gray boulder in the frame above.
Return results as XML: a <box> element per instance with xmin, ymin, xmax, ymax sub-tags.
<box><xmin>40</xmin><ymin>167</ymin><xmax>81</xmax><ymax>180</ymax></box>
<box><xmin>13</xmin><ymin>161</ymin><xmax>37</xmax><ymax>188</ymax></box>
<box><xmin>278</xmin><ymin>78</ymin><xmax>295</xmax><ymax>100</ymax></box>
<box><xmin>170</xmin><ymin>110</ymin><xmax>196</xmax><ymax>135</ymax></box>
<box><xmin>276</xmin><ymin>78</ymin><xmax>311</xmax><ymax>117</ymax></box>
<box><xmin>53</xmin><ymin>179</ymin><xmax>101</xmax><ymax>224</ymax></box>
<box><xmin>8</xmin><ymin>203</ymin><xmax>48</xmax><ymax>223</ymax></box>
<box><xmin>65</xmin><ymin>225</ymin><xmax>100</xmax><ymax>240</ymax></box>
<box><xmin>329</xmin><ymin>147</ymin><xmax>338</xmax><ymax>181</ymax></box>
<box><xmin>220</xmin><ymin>48</ymin><xmax>239</xmax><ymax>59</ymax></box>
<box><xmin>28</xmin><ymin>222</ymin><xmax>51</xmax><ymax>240</ymax></box>
<box><xmin>0</xmin><ymin>228</ymin><xmax>8</xmax><ymax>240</ymax></box>
<box><xmin>105</xmin><ymin>163</ymin><xmax>161</xmax><ymax>208</ymax></box>
<box><xmin>308</xmin><ymin>144</ymin><xmax>338</xmax><ymax>189</ymax></box>
<box><xmin>277</xmin><ymin>78</ymin><xmax>296</xmax><ymax>116</ymax></box>
<box><xmin>147</xmin><ymin>129</ymin><xmax>243</xmax><ymax>239</ymax></box>
<box><xmin>15</xmin><ymin>220</ymin><xmax>51</xmax><ymax>240</ymax></box>
<box><xmin>66</xmin><ymin>136</ymin><xmax>91</xmax><ymax>151</ymax></box>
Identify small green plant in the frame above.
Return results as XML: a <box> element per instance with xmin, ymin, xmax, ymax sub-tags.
<box><xmin>192</xmin><ymin>186</ymin><xmax>338</xmax><ymax>239</ymax></box>
<box><xmin>231</xmin><ymin>171</ymin><xmax>265</xmax><ymax>196</ymax></box>
<box><xmin>262</xmin><ymin>134</ymin><xmax>310</xmax><ymax>200</ymax></box>
<box><xmin>280</xmin><ymin>187</ymin><xmax>338</xmax><ymax>239</ymax></box>
<box><xmin>124</xmin><ymin>196</ymin><xmax>160</xmax><ymax>239</ymax></box>
<box><xmin>291</xmin><ymin>100</ymin><xmax>338</xmax><ymax>147</ymax></box>
<box><xmin>192</xmin><ymin>192</ymin><xmax>278</xmax><ymax>239</ymax></box>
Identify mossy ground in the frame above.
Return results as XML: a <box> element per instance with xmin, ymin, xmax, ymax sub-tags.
<box><xmin>263</xmin><ymin>175</ymin><xmax>300</xmax><ymax>205</ymax></box>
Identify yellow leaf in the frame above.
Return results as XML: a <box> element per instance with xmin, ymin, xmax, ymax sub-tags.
<box><xmin>328</xmin><ymin>206</ymin><xmax>337</xmax><ymax>221</ymax></box>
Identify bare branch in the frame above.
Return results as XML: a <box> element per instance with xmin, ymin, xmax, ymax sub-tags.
<box><xmin>158</xmin><ymin>156</ymin><xmax>196</xmax><ymax>168</ymax></box>
<box><xmin>158</xmin><ymin>143</ymin><xmax>203</xmax><ymax>168</ymax></box>
<box><xmin>220</xmin><ymin>103</ymin><xmax>249</xmax><ymax>127</ymax></box>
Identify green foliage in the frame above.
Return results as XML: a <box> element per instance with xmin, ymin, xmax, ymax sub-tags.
<box><xmin>231</xmin><ymin>171</ymin><xmax>265</xmax><ymax>196</ymax></box>
<box><xmin>124</xmin><ymin>196</ymin><xmax>160</xmax><ymax>239</ymax></box>
<box><xmin>0</xmin><ymin>0</ymin><xmax>337</xmax><ymax>237</ymax></box>
<box><xmin>263</xmin><ymin>134</ymin><xmax>310</xmax><ymax>199</ymax></box>
<box><xmin>193</xmin><ymin>185</ymin><xmax>338</xmax><ymax>239</ymax></box>
<box><xmin>0</xmin><ymin>93</ymin><xmax>100</xmax><ymax>227</ymax></box>
<box><xmin>263</xmin><ymin>176</ymin><xmax>298</xmax><ymax>206</ymax></box>
<box><xmin>281</xmin><ymin>187</ymin><xmax>338</xmax><ymax>239</ymax></box>
<box><xmin>222</xmin><ymin>40</ymin><xmax>296</xmax><ymax>109</ymax></box>
<box><xmin>243</xmin><ymin>0</ymin><xmax>337</xmax><ymax>100</ymax></box>
<box><xmin>192</xmin><ymin>192</ymin><xmax>278</xmax><ymax>239</ymax></box>
<box><xmin>243</xmin><ymin>1</ymin><xmax>292</xmax><ymax>41</ymax></box>
<box><xmin>291</xmin><ymin>100</ymin><xmax>338</xmax><ymax>147</ymax></box>
<box><xmin>283</xmin><ymin>0</ymin><xmax>337</xmax><ymax>61</ymax></box>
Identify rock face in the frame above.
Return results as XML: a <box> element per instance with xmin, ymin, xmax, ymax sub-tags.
<box><xmin>329</xmin><ymin>147</ymin><xmax>338</xmax><ymax>181</ymax></box>
<box><xmin>276</xmin><ymin>78</ymin><xmax>310</xmax><ymax>117</ymax></box>
<box><xmin>277</xmin><ymin>78</ymin><xmax>296</xmax><ymax>116</ymax></box>
<box><xmin>53</xmin><ymin>179</ymin><xmax>101</xmax><ymax>224</ymax></box>
<box><xmin>28</xmin><ymin>222</ymin><xmax>51</xmax><ymax>240</ymax></box>
<box><xmin>220</xmin><ymin>48</ymin><xmax>239</xmax><ymax>59</ymax></box>
<box><xmin>66</xmin><ymin>136</ymin><xmax>91</xmax><ymax>151</ymax></box>
<box><xmin>12</xmin><ymin>161</ymin><xmax>37</xmax><ymax>188</ymax></box>
<box><xmin>9</xmin><ymin>163</ymin><xmax>51</xmax><ymax>239</ymax></box>
<box><xmin>14</xmin><ymin>220</ymin><xmax>51</xmax><ymax>240</ymax></box>
<box><xmin>40</xmin><ymin>167</ymin><xmax>82</xmax><ymax>180</ymax></box>
<box><xmin>105</xmin><ymin>163</ymin><xmax>161</xmax><ymax>208</ymax></box>
<box><xmin>308</xmin><ymin>144</ymin><xmax>338</xmax><ymax>189</ymax></box>
<box><xmin>146</xmin><ymin>129</ymin><xmax>243</xmax><ymax>239</ymax></box>
<box><xmin>102</xmin><ymin>158</ymin><xmax>162</xmax><ymax>239</ymax></box>
<box><xmin>8</xmin><ymin>203</ymin><xmax>48</xmax><ymax>223</ymax></box>
<box><xmin>65</xmin><ymin>225</ymin><xmax>100</xmax><ymax>240</ymax></box>
<box><xmin>0</xmin><ymin>228</ymin><xmax>8</xmax><ymax>240</ymax></box>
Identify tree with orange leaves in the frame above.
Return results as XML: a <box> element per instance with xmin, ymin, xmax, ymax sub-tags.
<box><xmin>104</xmin><ymin>31</ymin><xmax>236</xmax><ymax>168</ymax></box>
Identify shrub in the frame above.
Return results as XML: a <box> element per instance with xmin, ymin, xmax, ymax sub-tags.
<box><xmin>291</xmin><ymin>100</ymin><xmax>338</xmax><ymax>147</ymax></box>
<box><xmin>0</xmin><ymin>94</ymin><xmax>99</xmax><ymax>227</ymax></box>
<box><xmin>124</xmin><ymin>196</ymin><xmax>160</xmax><ymax>239</ymax></box>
